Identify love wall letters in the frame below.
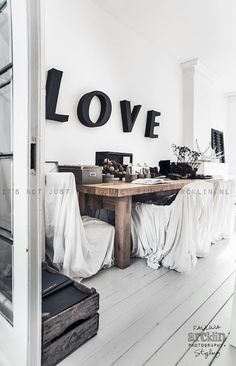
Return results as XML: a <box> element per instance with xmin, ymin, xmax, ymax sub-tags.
<box><xmin>46</xmin><ymin>68</ymin><xmax>161</xmax><ymax>138</ymax></box>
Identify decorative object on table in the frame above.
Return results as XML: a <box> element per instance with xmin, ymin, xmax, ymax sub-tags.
<box><xmin>103</xmin><ymin>174</ymin><xmax>115</xmax><ymax>183</ymax></box>
<box><xmin>58</xmin><ymin>165</ymin><xmax>102</xmax><ymax>184</ymax></box>
<box><xmin>193</xmin><ymin>174</ymin><xmax>213</xmax><ymax>180</ymax></box>
<box><xmin>96</xmin><ymin>151</ymin><xmax>133</xmax><ymax>166</ymax></box>
<box><xmin>159</xmin><ymin>160</ymin><xmax>170</xmax><ymax>176</ymax></box>
<box><xmin>150</xmin><ymin>166</ymin><xmax>160</xmax><ymax>178</ymax></box>
<box><xmin>42</xmin><ymin>264</ymin><xmax>99</xmax><ymax>366</ymax></box>
<box><xmin>101</xmin><ymin>158</ymin><xmax>126</xmax><ymax>179</ymax></box>
<box><xmin>125</xmin><ymin>174</ymin><xmax>138</xmax><ymax>182</ymax></box>
<box><xmin>134</xmin><ymin>163</ymin><xmax>144</xmax><ymax>177</ymax></box>
<box><xmin>171</xmin><ymin>144</ymin><xmax>201</xmax><ymax>178</ymax></box>
<box><xmin>142</xmin><ymin>163</ymin><xmax>151</xmax><ymax>178</ymax></box>
<box><xmin>125</xmin><ymin>163</ymin><xmax>151</xmax><ymax>181</ymax></box>
<box><xmin>168</xmin><ymin>173</ymin><xmax>182</xmax><ymax>180</ymax></box>
<box><xmin>196</xmin><ymin>137</ymin><xmax>224</xmax><ymax>163</ymax></box>
<box><xmin>126</xmin><ymin>163</ymin><xmax>145</xmax><ymax>176</ymax></box>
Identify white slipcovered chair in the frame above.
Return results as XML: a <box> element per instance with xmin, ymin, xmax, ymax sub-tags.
<box><xmin>132</xmin><ymin>181</ymin><xmax>214</xmax><ymax>272</ymax></box>
<box><xmin>132</xmin><ymin>202</ymin><xmax>171</xmax><ymax>269</ymax></box>
<box><xmin>45</xmin><ymin>172</ymin><xmax>115</xmax><ymax>279</ymax></box>
<box><xmin>161</xmin><ymin>182</ymin><xmax>213</xmax><ymax>271</ymax></box>
<box><xmin>211</xmin><ymin>179</ymin><xmax>236</xmax><ymax>243</ymax></box>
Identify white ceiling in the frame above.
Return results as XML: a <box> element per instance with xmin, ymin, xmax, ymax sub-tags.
<box><xmin>92</xmin><ymin>0</ymin><xmax>236</xmax><ymax>92</ymax></box>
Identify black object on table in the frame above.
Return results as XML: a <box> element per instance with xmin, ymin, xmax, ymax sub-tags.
<box><xmin>159</xmin><ymin>160</ymin><xmax>170</xmax><ymax>176</ymax></box>
<box><xmin>168</xmin><ymin>173</ymin><xmax>182</xmax><ymax>180</ymax></box>
<box><xmin>96</xmin><ymin>151</ymin><xmax>133</xmax><ymax>166</ymax></box>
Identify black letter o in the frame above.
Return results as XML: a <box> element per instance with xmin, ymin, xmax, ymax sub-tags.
<box><xmin>77</xmin><ymin>90</ymin><xmax>112</xmax><ymax>127</ymax></box>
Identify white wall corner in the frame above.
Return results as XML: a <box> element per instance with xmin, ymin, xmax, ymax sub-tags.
<box><xmin>181</xmin><ymin>58</ymin><xmax>199</xmax><ymax>73</ymax></box>
<box><xmin>225</xmin><ymin>91</ymin><xmax>236</xmax><ymax>99</ymax></box>
<box><xmin>181</xmin><ymin>58</ymin><xmax>226</xmax><ymax>156</ymax></box>
<box><xmin>181</xmin><ymin>58</ymin><xmax>217</xmax><ymax>84</ymax></box>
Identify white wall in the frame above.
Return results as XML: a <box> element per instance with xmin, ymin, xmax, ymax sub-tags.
<box><xmin>194</xmin><ymin>72</ymin><xmax>212</xmax><ymax>149</ymax></box>
<box><xmin>195</xmin><ymin>80</ymin><xmax>227</xmax><ymax>151</ymax></box>
<box><xmin>226</xmin><ymin>95</ymin><xmax>236</xmax><ymax>175</ymax></box>
<box><xmin>44</xmin><ymin>0</ymin><xmax>183</xmax><ymax>166</ymax></box>
<box><xmin>182</xmin><ymin>59</ymin><xmax>227</xmax><ymax>155</ymax></box>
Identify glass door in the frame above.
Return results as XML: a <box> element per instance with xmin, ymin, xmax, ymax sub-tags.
<box><xmin>0</xmin><ymin>0</ymin><xmax>13</xmax><ymax>326</ymax></box>
<box><xmin>0</xmin><ymin>0</ymin><xmax>42</xmax><ymax>365</ymax></box>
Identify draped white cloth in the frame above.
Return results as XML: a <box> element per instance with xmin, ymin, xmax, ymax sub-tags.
<box><xmin>45</xmin><ymin>173</ymin><xmax>114</xmax><ymax>279</ymax></box>
<box><xmin>211</xmin><ymin>179</ymin><xmax>236</xmax><ymax>243</ymax></box>
<box><xmin>132</xmin><ymin>204</ymin><xmax>171</xmax><ymax>269</ymax></box>
<box><xmin>162</xmin><ymin>182</ymin><xmax>213</xmax><ymax>271</ymax></box>
<box><xmin>132</xmin><ymin>181</ymin><xmax>214</xmax><ymax>272</ymax></box>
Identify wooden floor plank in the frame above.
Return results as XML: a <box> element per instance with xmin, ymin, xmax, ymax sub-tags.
<box><xmin>111</xmin><ymin>271</ymin><xmax>235</xmax><ymax>366</ymax></box>
<box><xmin>146</xmin><ymin>282</ymin><xmax>234</xmax><ymax>365</ymax></box>
<box><xmin>176</xmin><ymin>297</ymin><xmax>233</xmax><ymax>365</ymax></box>
<box><xmin>99</xmin><ymin>242</ymin><xmax>235</xmax><ymax>331</ymax></box>
<box><xmin>99</xmin><ymin>267</ymin><xmax>170</xmax><ymax>312</ymax></box>
<box><xmin>59</xmin><ymin>239</ymin><xmax>236</xmax><ymax>366</ymax></box>
<box><xmin>83</xmin><ymin>259</ymin><xmax>156</xmax><ymax>292</ymax></box>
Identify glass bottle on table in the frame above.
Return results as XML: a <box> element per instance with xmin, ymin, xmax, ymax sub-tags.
<box><xmin>143</xmin><ymin>163</ymin><xmax>151</xmax><ymax>178</ymax></box>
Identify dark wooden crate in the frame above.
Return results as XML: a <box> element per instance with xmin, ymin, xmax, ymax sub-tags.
<box><xmin>42</xmin><ymin>266</ymin><xmax>99</xmax><ymax>366</ymax></box>
<box><xmin>42</xmin><ymin>313</ymin><xmax>99</xmax><ymax>366</ymax></box>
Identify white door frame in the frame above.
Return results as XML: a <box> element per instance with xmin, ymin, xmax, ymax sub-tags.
<box><xmin>0</xmin><ymin>0</ymin><xmax>43</xmax><ymax>365</ymax></box>
<box><xmin>230</xmin><ymin>275</ymin><xmax>236</xmax><ymax>347</ymax></box>
<box><xmin>27</xmin><ymin>0</ymin><xmax>44</xmax><ymax>364</ymax></box>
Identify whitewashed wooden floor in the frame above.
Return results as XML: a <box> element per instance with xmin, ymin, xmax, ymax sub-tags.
<box><xmin>59</xmin><ymin>237</ymin><xmax>236</xmax><ymax>366</ymax></box>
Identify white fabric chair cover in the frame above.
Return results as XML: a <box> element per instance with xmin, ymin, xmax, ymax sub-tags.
<box><xmin>45</xmin><ymin>173</ymin><xmax>115</xmax><ymax>279</ymax></box>
<box><xmin>162</xmin><ymin>182</ymin><xmax>213</xmax><ymax>272</ymax></box>
<box><xmin>132</xmin><ymin>181</ymin><xmax>213</xmax><ymax>272</ymax></box>
<box><xmin>131</xmin><ymin>203</ymin><xmax>171</xmax><ymax>269</ymax></box>
<box><xmin>211</xmin><ymin>179</ymin><xmax>236</xmax><ymax>243</ymax></box>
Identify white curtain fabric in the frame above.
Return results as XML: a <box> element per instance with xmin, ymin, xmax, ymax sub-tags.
<box><xmin>211</xmin><ymin>179</ymin><xmax>236</xmax><ymax>243</ymax></box>
<box><xmin>132</xmin><ymin>181</ymin><xmax>214</xmax><ymax>272</ymax></box>
<box><xmin>45</xmin><ymin>173</ymin><xmax>114</xmax><ymax>279</ymax></box>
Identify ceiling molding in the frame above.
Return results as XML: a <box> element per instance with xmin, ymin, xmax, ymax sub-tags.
<box><xmin>225</xmin><ymin>92</ymin><xmax>236</xmax><ymax>98</ymax></box>
<box><xmin>181</xmin><ymin>58</ymin><xmax>217</xmax><ymax>83</ymax></box>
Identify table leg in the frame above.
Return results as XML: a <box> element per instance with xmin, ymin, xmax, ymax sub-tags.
<box><xmin>79</xmin><ymin>193</ymin><xmax>103</xmax><ymax>216</ymax></box>
<box><xmin>115</xmin><ymin>196</ymin><xmax>132</xmax><ymax>269</ymax></box>
<box><xmin>78</xmin><ymin>192</ymin><xmax>87</xmax><ymax>215</ymax></box>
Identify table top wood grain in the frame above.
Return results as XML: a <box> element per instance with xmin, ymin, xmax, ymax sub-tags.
<box><xmin>76</xmin><ymin>179</ymin><xmax>217</xmax><ymax>198</ymax></box>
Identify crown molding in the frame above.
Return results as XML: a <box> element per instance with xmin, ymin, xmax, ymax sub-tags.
<box><xmin>181</xmin><ymin>58</ymin><xmax>217</xmax><ymax>83</ymax></box>
<box><xmin>225</xmin><ymin>92</ymin><xmax>236</xmax><ymax>98</ymax></box>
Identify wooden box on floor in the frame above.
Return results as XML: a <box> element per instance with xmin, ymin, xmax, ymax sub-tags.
<box><xmin>42</xmin><ymin>280</ymin><xmax>99</xmax><ymax>366</ymax></box>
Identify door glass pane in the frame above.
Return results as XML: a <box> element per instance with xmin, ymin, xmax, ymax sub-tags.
<box><xmin>0</xmin><ymin>1</ymin><xmax>12</xmax><ymax>69</ymax></box>
<box><xmin>0</xmin><ymin>158</ymin><xmax>12</xmax><ymax>233</ymax></box>
<box><xmin>0</xmin><ymin>237</ymin><xmax>12</xmax><ymax>323</ymax></box>
<box><xmin>0</xmin><ymin>0</ymin><xmax>13</xmax><ymax>323</ymax></box>
<box><xmin>0</xmin><ymin>76</ymin><xmax>12</xmax><ymax>153</ymax></box>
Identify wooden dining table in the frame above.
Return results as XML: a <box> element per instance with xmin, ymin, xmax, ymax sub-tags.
<box><xmin>77</xmin><ymin>179</ymin><xmax>215</xmax><ymax>269</ymax></box>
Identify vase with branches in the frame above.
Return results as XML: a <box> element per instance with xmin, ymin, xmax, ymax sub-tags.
<box><xmin>171</xmin><ymin>144</ymin><xmax>201</xmax><ymax>177</ymax></box>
